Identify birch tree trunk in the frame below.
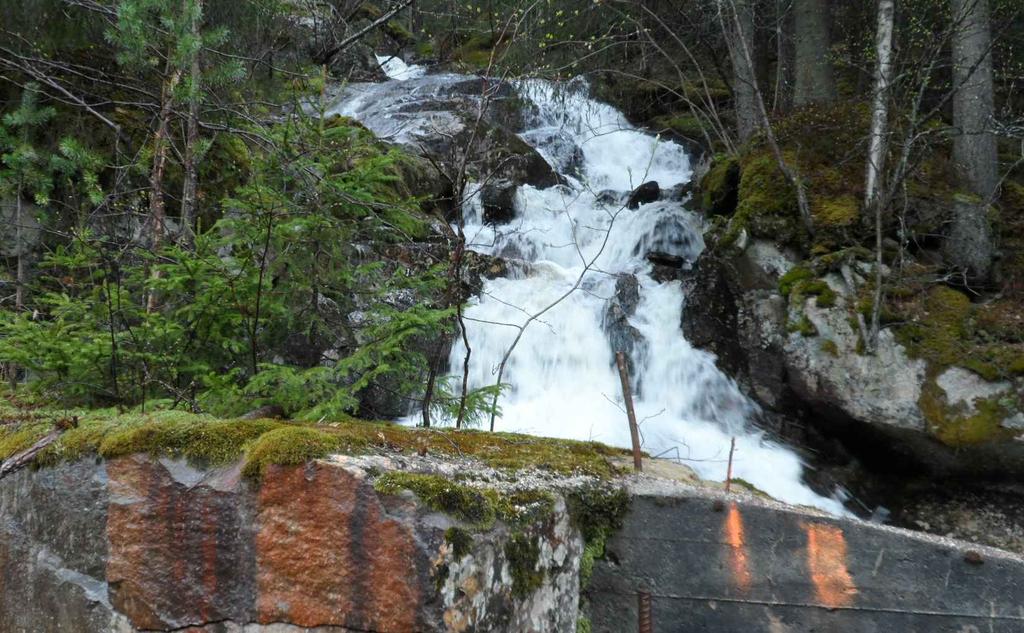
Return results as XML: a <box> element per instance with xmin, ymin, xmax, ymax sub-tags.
<box><xmin>793</xmin><ymin>0</ymin><xmax>836</xmax><ymax>106</ymax></box>
<box><xmin>865</xmin><ymin>0</ymin><xmax>894</xmax><ymax>207</ymax></box>
<box><xmin>946</xmin><ymin>0</ymin><xmax>996</xmax><ymax>280</ymax></box>
<box><xmin>864</xmin><ymin>0</ymin><xmax>895</xmax><ymax>352</ymax></box>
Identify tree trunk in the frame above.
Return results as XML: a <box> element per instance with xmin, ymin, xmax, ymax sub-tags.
<box><xmin>14</xmin><ymin>186</ymin><xmax>24</xmax><ymax>311</ymax></box>
<box><xmin>946</xmin><ymin>0</ymin><xmax>996</xmax><ymax>280</ymax></box>
<box><xmin>773</xmin><ymin>0</ymin><xmax>795</xmax><ymax>113</ymax></box>
<box><xmin>865</xmin><ymin>0</ymin><xmax>894</xmax><ymax>207</ymax></box>
<box><xmin>793</xmin><ymin>0</ymin><xmax>836</xmax><ymax>106</ymax></box>
<box><xmin>864</xmin><ymin>0</ymin><xmax>895</xmax><ymax>352</ymax></box>
<box><xmin>723</xmin><ymin>0</ymin><xmax>760</xmax><ymax>143</ymax></box>
<box><xmin>146</xmin><ymin>69</ymin><xmax>180</xmax><ymax>313</ymax></box>
<box><xmin>180</xmin><ymin>0</ymin><xmax>202</xmax><ymax>248</ymax></box>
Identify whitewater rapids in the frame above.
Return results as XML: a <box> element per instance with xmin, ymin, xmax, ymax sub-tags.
<box><xmin>341</xmin><ymin>58</ymin><xmax>846</xmax><ymax>514</ymax></box>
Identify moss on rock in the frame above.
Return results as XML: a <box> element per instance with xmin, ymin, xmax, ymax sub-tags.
<box><xmin>699</xmin><ymin>155</ymin><xmax>740</xmax><ymax>216</ymax></box>
<box><xmin>242</xmin><ymin>426</ymin><xmax>348</xmax><ymax>477</ymax></box>
<box><xmin>445</xmin><ymin>526</ymin><xmax>474</xmax><ymax>559</ymax></box>
<box><xmin>567</xmin><ymin>485</ymin><xmax>629</xmax><ymax>587</ymax></box>
<box><xmin>919</xmin><ymin>380</ymin><xmax>1014</xmax><ymax>447</ymax></box>
<box><xmin>373</xmin><ymin>471</ymin><xmax>555</xmax><ymax>530</ymax></box>
<box><xmin>505</xmin><ymin>533</ymin><xmax>545</xmax><ymax>597</ymax></box>
<box><xmin>1</xmin><ymin>397</ymin><xmax>630</xmax><ymax>481</ymax></box>
<box><xmin>721</xmin><ymin>152</ymin><xmax>804</xmax><ymax>248</ymax></box>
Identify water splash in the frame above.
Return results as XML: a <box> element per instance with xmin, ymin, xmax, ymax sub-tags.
<box><xmin>376</xmin><ymin>54</ymin><xmax>426</xmax><ymax>81</ymax></box>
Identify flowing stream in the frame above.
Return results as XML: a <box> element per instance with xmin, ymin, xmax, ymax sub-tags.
<box><xmin>336</xmin><ymin>59</ymin><xmax>845</xmax><ymax>514</ymax></box>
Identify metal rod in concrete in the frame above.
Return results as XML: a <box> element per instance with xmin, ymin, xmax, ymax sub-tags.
<box><xmin>637</xmin><ymin>590</ymin><xmax>653</xmax><ymax>633</ymax></box>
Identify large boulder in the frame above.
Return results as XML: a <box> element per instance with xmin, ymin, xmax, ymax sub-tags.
<box><xmin>682</xmin><ymin>237</ymin><xmax>1024</xmax><ymax>479</ymax></box>
<box><xmin>335</xmin><ymin>75</ymin><xmax>561</xmax><ymax>197</ymax></box>
<box><xmin>626</xmin><ymin>181</ymin><xmax>660</xmax><ymax>209</ymax></box>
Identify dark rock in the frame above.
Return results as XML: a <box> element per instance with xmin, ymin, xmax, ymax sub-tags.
<box><xmin>662</xmin><ymin>182</ymin><xmax>693</xmax><ymax>201</ymax></box>
<box><xmin>328</xmin><ymin>41</ymin><xmax>387</xmax><ymax>83</ymax></box>
<box><xmin>626</xmin><ymin>181</ymin><xmax>660</xmax><ymax>209</ymax></box>
<box><xmin>480</xmin><ymin>179</ymin><xmax>518</xmax><ymax>225</ymax></box>
<box><xmin>595</xmin><ymin>189</ymin><xmax>625</xmax><ymax>207</ymax></box>
<box><xmin>697</xmin><ymin>156</ymin><xmax>740</xmax><ymax>216</ymax></box>
<box><xmin>239</xmin><ymin>404</ymin><xmax>286</xmax><ymax>420</ymax></box>
<box><xmin>633</xmin><ymin>215</ymin><xmax>700</xmax><ymax>274</ymax></box>
<box><xmin>646</xmin><ymin>252</ymin><xmax>686</xmax><ymax>268</ymax></box>
<box><xmin>679</xmin><ymin>243</ymin><xmax>794</xmax><ymax>411</ymax></box>
<box><xmin>519</xmin><ymin>129</ymin><xmax>584</xmax><ymax>176</ymax></box>
<box><xmin>603</xmin><ymin>274</ymin><xmax>646</xmax><ymax>380</ymax></box>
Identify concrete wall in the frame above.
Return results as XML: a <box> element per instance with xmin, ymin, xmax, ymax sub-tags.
<box><xmin>590</xmin><ymin>480</ymin><xmax>1024</xmax><ymax>632</ymax></box>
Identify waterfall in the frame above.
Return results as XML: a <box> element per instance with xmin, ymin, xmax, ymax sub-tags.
<box><xmin>340</xmin><ymin>63</ymin><xmax>846</xmax><ymax>514</ymax></box>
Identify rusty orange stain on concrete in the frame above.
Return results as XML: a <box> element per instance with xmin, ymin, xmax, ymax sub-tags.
<box><xmin>803</xmin><ymin>522</ymin><xmax>858</xmax><ymax>608</ymax></box>
<box><xmin>723</xmin><ymin>503</ymin><xmax>752</xmax><ymax>591</ymax></box>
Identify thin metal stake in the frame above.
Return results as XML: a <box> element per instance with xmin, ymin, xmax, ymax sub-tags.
<box><xmin>637</xmin><ymin>590</ymin><xmax>653</xmax><ymax>633</ymax></box>
<box><xmin>725</xmin><ymin>436</ymin><xmax>736</xmax><ymax>493</ymax></box>
<box><xmin>615</xmin><ymin>351</ymin><xmax>642</xmax><ymax>472</ymax></box>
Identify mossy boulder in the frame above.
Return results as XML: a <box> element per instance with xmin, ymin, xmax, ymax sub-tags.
<box><xmin>0</xmin><ymin>398</ymin><xmax>629</xmax><ymax>479</ymax></box>
<box><xmin>719</xmin><ymin>152</ymin><xmax>804</xmax><ymax>249</ymax></box>
<box><xmin>699</xmin><ymin>155</ymin><xmax>740</xmax><ymax>216</ymax></box>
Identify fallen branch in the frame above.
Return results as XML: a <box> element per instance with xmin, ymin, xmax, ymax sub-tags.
<box><xmin>0</xmin><ymin>430</ymin><xmax>62</xmax><ymax>481</ymax></box>
<box><xmin>316</xmin><ymin>0</ymin><xmax>415</xmax><ymax>66</ymax></box>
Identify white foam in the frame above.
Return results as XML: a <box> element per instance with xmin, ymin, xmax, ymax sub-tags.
<box><xmin>375</xmin><ymin>54</ymin><xmax>426</xmax><ymax>81</ymax></box>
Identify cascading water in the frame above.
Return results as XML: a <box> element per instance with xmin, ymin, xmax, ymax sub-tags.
<box><xmin>339</xmin><ymin>62</ymin><xmax>845</xmax><ymax>514</ymax></box>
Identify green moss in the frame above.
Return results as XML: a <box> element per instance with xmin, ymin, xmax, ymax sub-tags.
<box><xmin>699</xmin><ymin>155</ymin><xmax>740</xmax><ymax>216</ymax></box>
<box><xmin>567</xmin><ymin>485</ymin><xmax>628</xmax><ymax>607</ymax></box>
<box><xmin>894</xmin><ymin>286</ymin><xmax>972</xmax><ymax>369</ymax></box>
<box><xmin>722</xmin><ymin>152</ymin><xmax>803</xmax><ymax>248</ymax></box>
<box><xmin>729</xmin><ymin>477</ymin><xmax>770</xmax><ymax>497</ymax></box>
<box><xmin>652</xmin><ymin>113</ymin><xmax>705</xmax><ymax>141</ymax></box>
<box><xmin>354</xmin><ymin>2</ymin><xmax>383</xmax><ymax>20</ymax></box>
<box><xmin>0</xmin><ymin>422</ymin><xmax>52</xmax><ymax>461</ymax></box>
<box><xmin>241</xmin><ymin>426</ymin><xmax>346</xmax><ymax>477</ymax></box>
<box><xmin>820</xmin><ymin>339</ymin><xmax>839</xmax><ymax>357</ymax></box>
<box><xmin>813</xmin><ymin>194</ymin><xmax>859</xmax><ymax>228</ymax></box>
<box><xmin>919</xmin><ymin>380</ymin><xmax>1013</xmax><ymax>447</ymax></box>
<box><xmin>505</xmin><ymin>533</ymin><xmax>544</xmax><ymax>597</ymax></box>
<box><xmin>576</xmin><ymin>615</ymin><xmax>593</xmax><ymax>633</ymax></box>
<box><xmin>445</xmin><ymin>527</ymin><xmax>474</xmax><ymax>559</ymax></box>
<box><xmin>373</xmin><ymin>471</ymin><xmax>553</xmax><ymax>530</ymax></box>
<box><xmin>788</xmin><ymin>314</ymin><xmax>818</xmax><ymax>337</ymax></box>
<box><xmin>415</xmin><ymin>40</ymin><xmax>435</xmax><ymax>58</ymax></box>
<box><xmin>384</xmin><ymin>20</ymin><xmax>414</xmax><ymax>45</ymax></box>
<box><xmin>1010</xmin><ymin>356</ymin><xmax>1024</xmax><ymax>376</ymax></box>
<box><xmin>800</xmin><ymin>280</ymin><xmax>837</xmax><ymax>308</ymax></box>
<box><xmin>1</xmin><ymin>398</ymin><xmax>628</xmax><ymax>480</ymax></box>
<box><xmin>452</xmin><ymin>32</ymin><xmax>503</xmax><ymax>69</ymax></box>
<box><xmin>101</xmin><ymin>414</ymin><xmax>282</xmax><ymax>466</ymax></box>
<box><xmin>778</xmin><ymin>266</ymin><xmax>814</xmax><ymax>295</ymax></box>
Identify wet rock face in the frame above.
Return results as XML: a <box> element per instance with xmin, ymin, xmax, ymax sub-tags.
<box><xmin>335</xmin><ymin>75</ymin><xmax>561</xmax><ymax>193</ymax></box>
<box><xmin>603</xmin><ymin>274</ymin><xmax>646</xmax><ymax>378</ymax></box>
<box><xmin>681</xmin><ymin>237</ymin><xmax>1024</xmax><ymax>482</ymax></box>
<box><xmin>480</xmin><ymin>179</ymin><xmax>519</xmax><ymax>225</ymax></box>
<box><xmin>0</xmin><ymin>455</ymin><xmax>583</xmax><ymax>632</ymax></box>
<box><xmin>626</xmin><ymin>181</ymin><xmax>660</xmax><ymax>209</ymax></box>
